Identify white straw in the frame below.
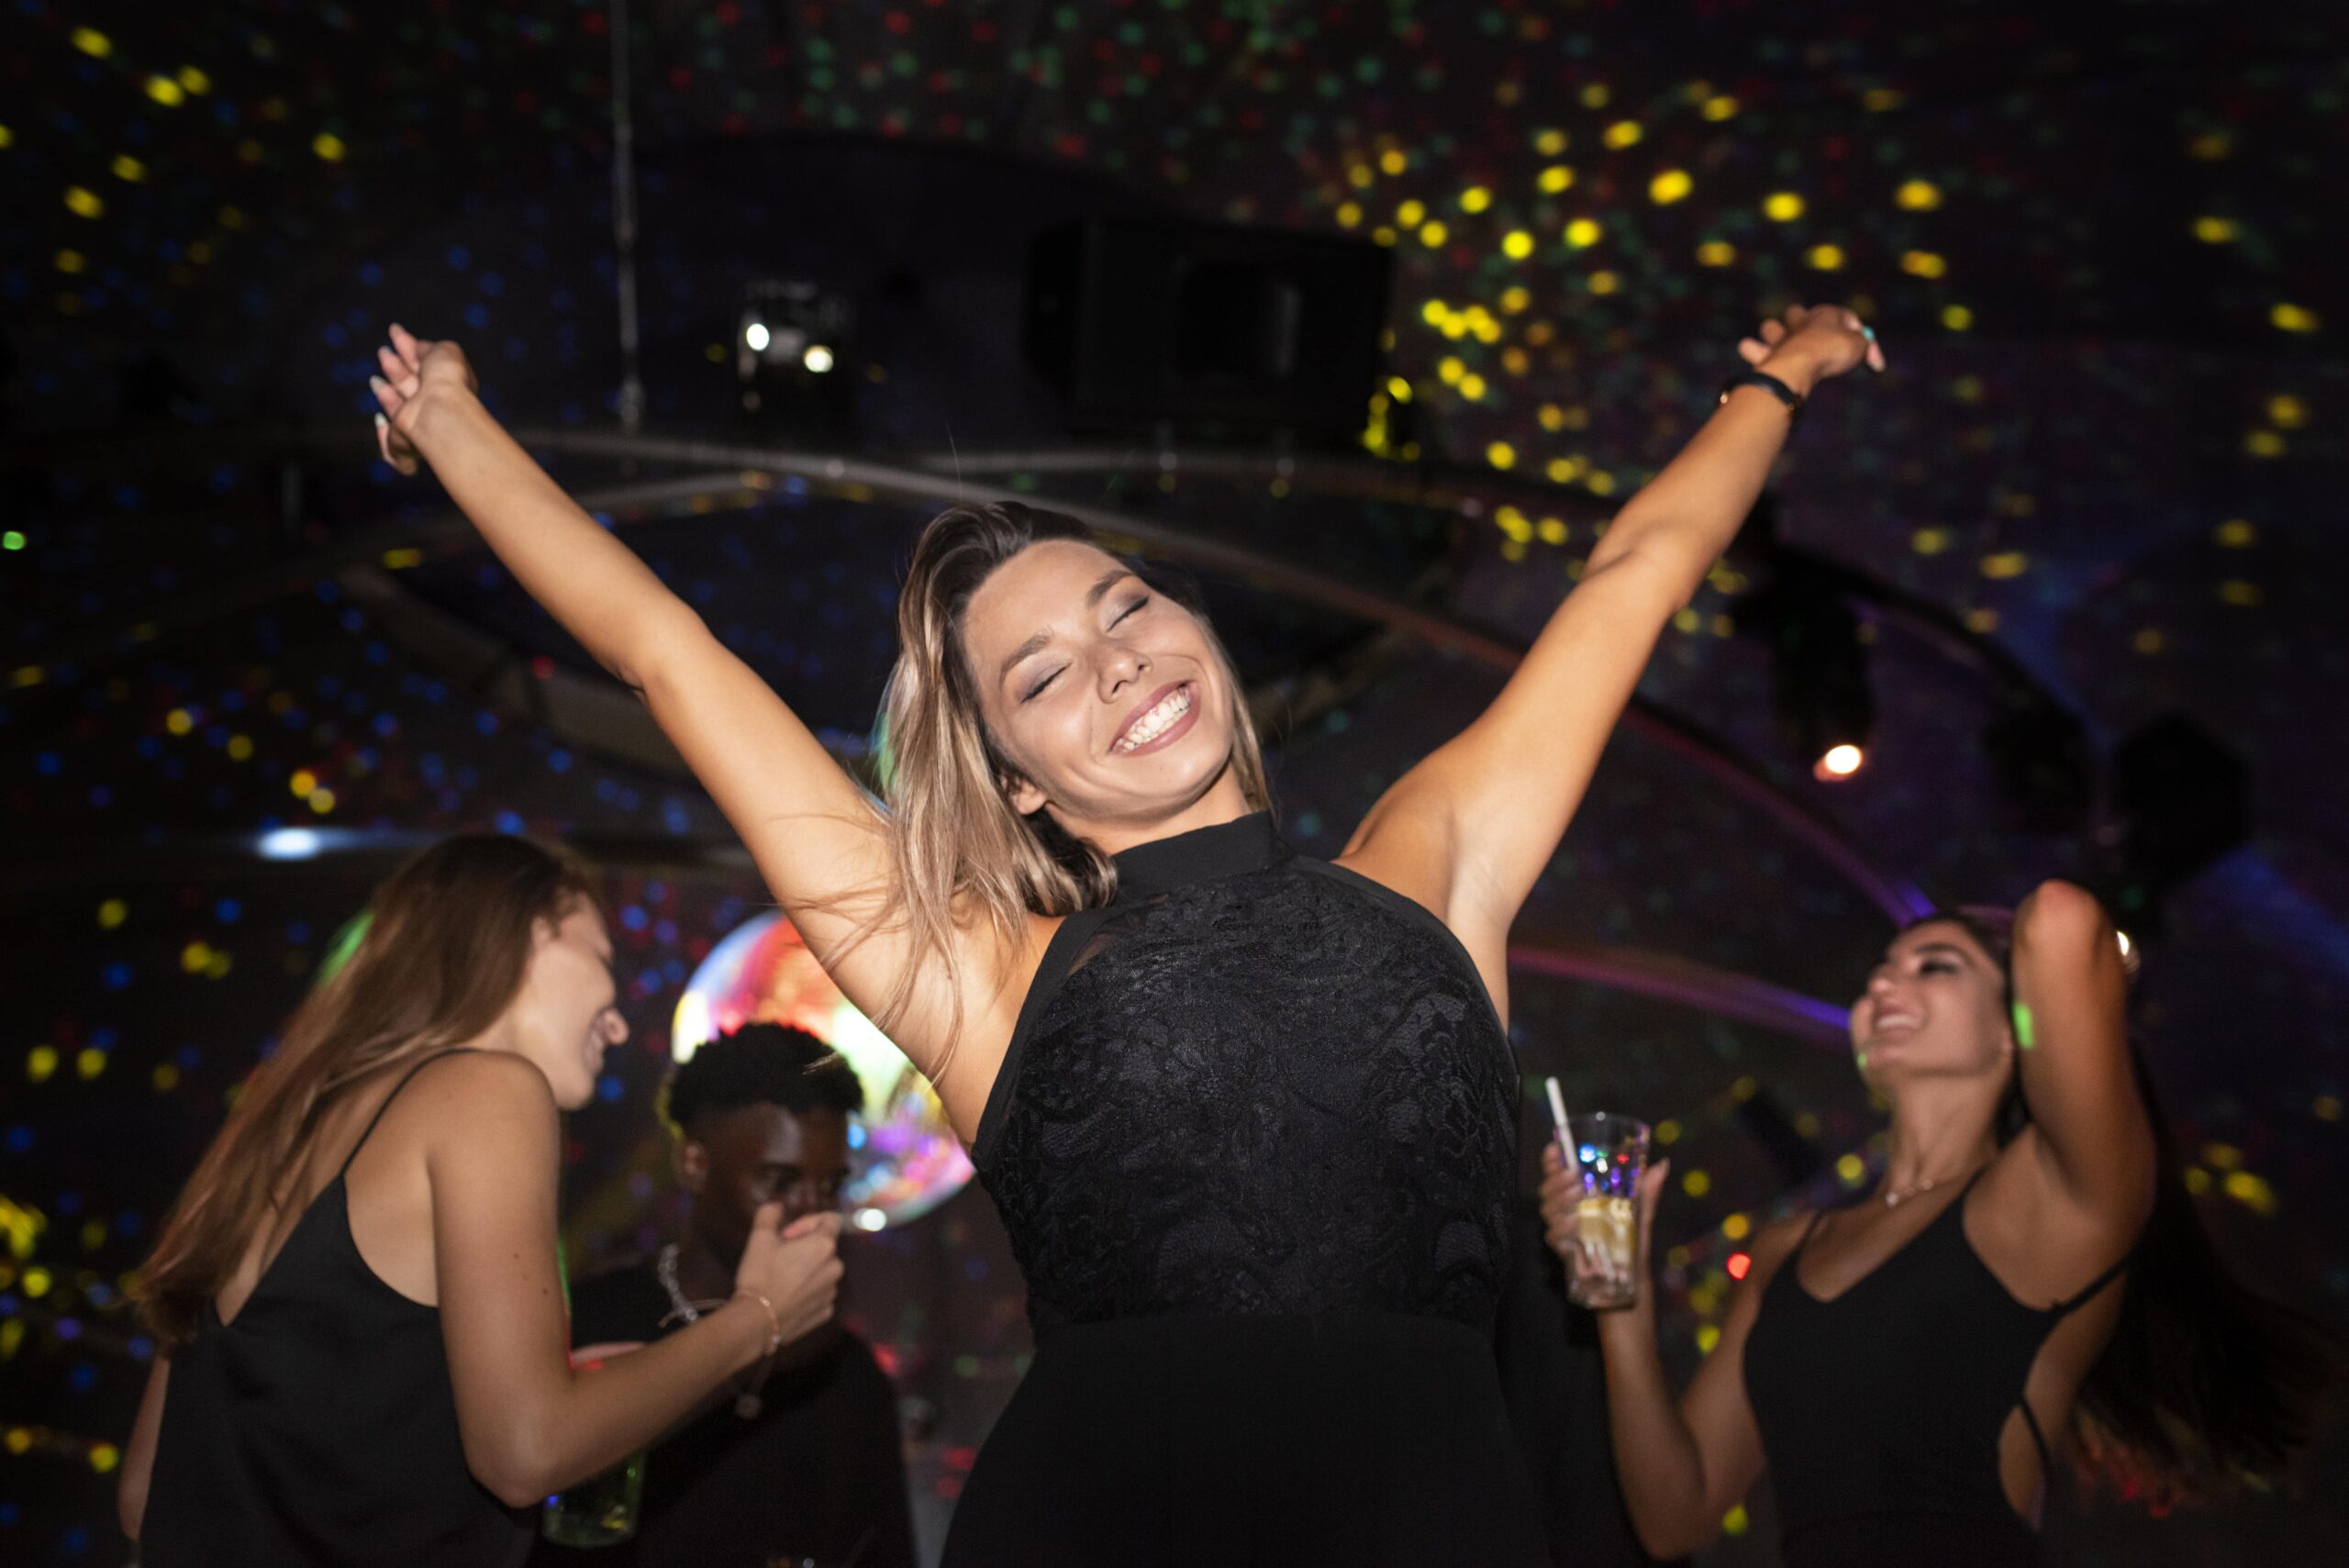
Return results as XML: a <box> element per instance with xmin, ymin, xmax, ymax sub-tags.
<box><xmin>1544</xmin><ymin>1076</ymin><xmax>1574</xmax><ymax>1154</ymax></box>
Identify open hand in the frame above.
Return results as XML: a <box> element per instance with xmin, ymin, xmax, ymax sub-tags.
<box><xmin>367</xmin><ymin>323</ymin><xmax>477</xmax><ymax>475</ymax></box>
<box><xmin>1736</xmin><ymin>304</ymin><xmax>1886</xmax><ymax>381</ymax></box>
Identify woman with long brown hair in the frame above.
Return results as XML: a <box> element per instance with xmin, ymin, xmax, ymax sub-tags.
<box><xmin>120</xmin><ymin>834</ymin><xmax>844</xmax><ymax>1565</ymax></box>
<box><xmin>1541</xmin><ymin>882</ymin><xmax>2337</xmax><ymax>1566</ymax></box>
<box><xmin>365</xmin><ymin>305</ymin><xmax>1884</xmax><ymax>1563</ymax></box>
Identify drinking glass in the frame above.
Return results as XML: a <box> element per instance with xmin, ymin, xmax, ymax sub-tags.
<box><xmin>1562</xmin><ymin>1112</ymin><xmax>1650</xmax><ymax>1311</ymax></box>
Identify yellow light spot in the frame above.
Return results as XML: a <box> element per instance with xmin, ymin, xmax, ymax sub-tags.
<box><xmin>2222</xmin><ymin>1170</ymin><xmax>2276</xmax><ymax>1216</ymax></box>
<box><xmin>1500</xmin><ymin>346</ymin><xmax>1529</xmax><ymax>374</ymax></box>
<box><xmin>1457</xmin><ymin>372</ymin><xmax>1487</xmax><ymax>400</ymax></box>
<box><xmin>1495</xmin><ymin>506</ymin><xmax>1531</xmax><ymax>542</ymax></box>
<box><xmin>1965</xmin><ymin>606</ymin><xmax>1999</xmax><ymax>633</ymax></box>
<box><xmin>64</xmin><ymin>186</ymin><xmax>104</xmax><ymax>218</ymax></box>
<box><xmin>309</xmin><ymin>787</ymin><xmax>338</xmax><ymax>815</ymax></box>
<box><xmin>2188</xmin><ymin>132</ymin><xmax>2230</xmax><ymax>161</ymax></box>
<box><xmin>1534</xmin><ymin>128</ymin><xmax>1567</xmax><ymax>156</ymax></box>
<box><xmin>146</xmin><ymin>75</ymin><xmax>185</xmax><ymax>108</ymax></box>
<box><xmin>1911</xmin><ymin>527</ymin><xmax>1951</xmax><ymax>555</ymax></box>
<box><xmin>1537</xmin><ymin>517</ymin><xmax>1567</xmax><ymax>546</ymax></box>
<box><xmin>1702</xmin><ymin>95</ymin><xmax>1738</xmax><ymax>121</ymax></box>
<box><xmin>1836</xmin><ymin>1152</ymin><xmax>1867</xmax><ymax>1184</ymax></box>
<box><xmin>1461</xmin><ymin>185</ymin><xmax>1491</xmax><ymax>214</ymax></box>
<box><xmin>1498</xmin><ymin>538</ymin><xmax>1527</xmax><ymax>563</ymax></box>
<box><xmin>2217</xmin><ymin>580</ymin><xmax>2262</xmax><ymax>607</ymax></box>
<box><xmin>2315</xmin><ymin>1095</ymin><xmax>2341</xmax><ymax>1122</ymax></box>
<box><xmin>71</xmin><ymin>27</ymin><xmax>112</xmax><ymax>57</ymax></box>
<box><xmin>1695</xmin><ymin>1324</ymin><xmax>1722</xmax><ymax>1354</ymax></box>
<box><xmin>2132</xmin><ymin>628</ymin><xmax>2165</xmax><ymax>655</ymax></box>
<box><xmin>2203</xmin><ymin>1142</ymin><xmax>2243</xmax><ymax>1170</ymax></box>
<box><xmin>1486</xmin><ymin>441</ymin><xmax>1517</xmax><ymax>470</ymax></box>
<box><xmin>1981</xmin><ymin>551</ymin><xmax>2028</xmax><ymax>579</ymax></box>
<box><xmin>1564</xmin><ymin>217</ymin><xmax>1602</xmax><ymax>249</ymax></box>
<box><xmin>1655</xmin><ymin>1119</ymin><xmax>1681</xmax><ymax>1146</ymax></box>
<box><xmin>90</xmin><ymin>1442</ymin><xmax>121</xmax><ymax>1474</ymax></box>
<box><xmin>1420</xmin><ymin>298</ymin><xmax>1450</xmax><ymax>328</ymax></box>
<box><xmin>1347</xmin><ymin>163</ymin><xmax>1373</xmax><ymax>190</ymax></box>
<box><xmin>2244</xmin><ymin>429</ymin><xmax>2285</xmax><ymax>458</ymax></box>
<box><xmin>0</xmin><ymin>124</ymin><xmax>12</xmax><ymax>150</ymax></box>
<box><xmin>290</xmin><ymin>768</ymin><xmax>317</xmax><ymax>797</ymax></box>
<box><xmin>11</xmin><ymin>666</ymin><xmax>45</xmax><ymax>689</ymax></box>
<box><xmin>54</xmin><ymin>250</ymin><xmax>85</xmax><ymax>274</ymax></box>
<box><xmin>1371</xmin><ymin>227</ymin><xmax>1397</xmax><ymax>248</ymax></box>
<box><xmin>98</xmin><ymin>899</ymin><xmax>128</xmax><ymax>929</ymax></box>
<box><xmin>1537</xmin><ymin>403</ymin><xmax>1565</xmax><ymax>431</ymax></box>
<box><xmin>1723</xmin><ymin>1504</ymin><xmax>1751</xmax><ymax>1536</ymax></box>
<box><xmin>206</xmin><ymin>948</ymin><xmax>234</xmax><ymax>979</ymax></box>
<box><xmin>1722</xmin><ymin>1212</ymin><xmax>1752</xmax><ymax>1241</ymax></box>
<box><xmin>1543</xmin><ymin>457</ymin><xmax>1577</xmax><ymax>482</ymax></box>
<box><xmin>1808</xmin><ymin>243</ymin><xmax>1845</xmax><ymax>271</ymax></box>
<box><xmin>1863</xmin><ymin>87</ymin><xmax>1905</xmax><ymax>111</ymax></box>
<box><xmin>1942</xmin><ymin>303</ymin><xmax>1974</xmax><ymax>331</ymax></box>
<box><xmin>1502</xmin><ymin>228</ymin><xmax>1534</xmax><ymax>260</ymax></box>
<box><xmin>22</xmin><ymin>1267</ymin><xmax>50</xmax><ymax>1298</ymax></box>
<box><xmin>181</xmin><ymin>941</ymin><xmax>212</xmax><ymax>974</ymax></box>
<box><xmin>2267</xmin><ymin>395</ymin><xmax>2307</xmax><ymax>429</ymax></box>
<box><xmin>1586</xmin><ymin>471</ymin><xmax>1616</xmax><ymax>496</ymax></box>
<box><xmin>1603</xmin><ymin>119</ymin><xmax>1642</xmax><ymax>150</ymax></box>
<box><xmin>1673</xmin><ymin>607</ymin><xmax>1701</xmax><ymax>634</ymax></box>
<box><xmin>1417</xmin><ymin>220</ymin><xmax>1448</xmax><ymax>248</ymax></box>
<box><xmin>1498</xmin><ymin>285</ymin><xmax>1531</xmax><ymax>314</ymax></box>
<box><xmin>1579</xmin><ymin>83</ymin><xmax>1610</xmax><ymax>109</ymax></box>
<box><xmin>1901</xmin><ymin>249</ymin><xmax>1947</xmax><ymax>278</ymax></box>
<box><xmin>152</xmin><ymin>1063</ymin><xmax>181</xmax><ymax>1092</ymax></box>
<box><xmin>227</xmin><ymin>734</ymin><xmax>254</xmax><ymax>761</ymax></box>
<box><xmin>314</xmin><ymin>132</ymin><xmax>347</xmax><ymax>162</ymax></box>
<box><xmin>1682</xmin><ymin>1169</ymin><xmax>1712</xmax><ymax>1197</ymax></box>
<box><xmin>1397</xmin><ymin>199</ymin><xmax>1426</xmax><ymax>227</ymax></box>
<box><xmin>1334</xmin><ymin>201</ymin><xmax>1361</xmax><ymax>228</ymax></box>
<box><xmin>2215</xmin><ymin>518</ymin><xmax>2258</xmax><ymax>548</ymax></box>
<box><xmin>1588</xmin><ymin>270</ymin><xmax>1620</xmax><ymax>295</ymax></box>
<box><xmin>2193</xmin><ymin>216</ymin><xmax>2237</xmax><ymax>243</ymax></box>
<box><xmin>1696</xmin><ymin>239</ymin><xmax>1736</xmax><ymax>267</ymax></box>
<box><xmin>179</xmin><ymin>66</ymin><xmax>212</xmax><ymax>94</ymax></box>
<box><xmin>1650</xmin><ymin>168</ymin><xmax>1692</xmax><ymax>204</ymax></box>
<box><xmin>165</xmin><ymin>707</ymin><xmax>194</xmax><ymax>735</ymax></box>
<box><xmin>2271</xmin><ymin>303</ymin><xmax>2319</xmax><ymax>334</ymax></box>
<box><xmin>28</xmin><ymin>1046</ymin><xmax>59</xmax><ymax>1084</ymax></box>
<box><xmin>1764</xmin><ymin>191</ymin><xmax>1805</xmax><ymax>222</ymax></box>
<box><xmin>2184</xmin><ymin>1166</ymin><xmax>2211</xmax><ymax>1195</ymax></box>
<box><xmin>1896</xmin><ymin>178</ymin><xmax>1943</xmax><ymax>211</ymax></box>
<box><xmin>77</xmin><ymin>1048</ymin><xmax>107</xmax><ymax>1081</ymax></box>
<box><xmin>1386</xmin><ymin>375</ymin><xmax>1413</xmax><ymax>402</ymax></box>
<box><xmin>1537</xmin><ymin>163</ymin><xmax>1575</xmax><ymax>194</ymax></box>
<box><xmin>1378</xmin><ymin>149</ymin><xmax>1407</xmax><ymax>176</ymax></box>
<box><xmin>111</xmin><ymin>154</ymin><xmax>146</xmax><ymax>183</ymax></box>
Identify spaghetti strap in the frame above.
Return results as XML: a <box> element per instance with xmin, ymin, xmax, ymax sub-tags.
<box><xmin>337</xmin><ymin>1049</ymin><xmax>476</xmax><ymax>1180</ymax></box>
<box><xmin>1791</xmin><ymin>1207</ymin><xmax>1829</xmax><ymax>1257</ymax></box>
<box><xmin>2049</xmin><ymin>1247</ymin><xmax>2132</xmax><ymax>1318</ymax></box>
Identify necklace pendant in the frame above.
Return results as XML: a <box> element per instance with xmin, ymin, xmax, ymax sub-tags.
<box><xmin>734</xmin><ymin>1391</ymin><xmax>763</xmax><ymax>1420</ymax></box>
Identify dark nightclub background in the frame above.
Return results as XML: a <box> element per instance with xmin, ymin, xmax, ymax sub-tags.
<box><xmin>3</xmin><ymin>1</ymin><xmax>2346</xmax><ymax>1562</ymax></box>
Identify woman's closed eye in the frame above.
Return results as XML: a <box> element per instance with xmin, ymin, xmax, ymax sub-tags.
<box><xmin>1022</xmin><ymin>666</ymin><xmax>1065</xmax><ymax>702</ymax></box>
<box><xmin>1111</xmin><ymin>595</ymin><xmax>1149</xmax><ymax>626</ymax></box>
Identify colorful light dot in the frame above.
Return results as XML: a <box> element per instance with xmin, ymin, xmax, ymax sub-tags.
<box><xmin>2215</xmin><ymin>518</ymin><xmax>2258</xmax><ymax>547</ymax></box>
<box><xmin>1459</xmin><ymin>185</ymin><xmax>1491</xmax><ymax>214</ymax></box>
<box><xmin>1696</xmin><ymin>239</ymin><xmax>1735</xmax><ymax>266</ymax></box>
<box><xmin>1537</xmin><ymin>164</ymin><xmax>1574</xmax><ymax>194</ymax></box>
<box><xmin>1901</xmin><ymin>249</ymin><xmax>1947</xmax><ymax>278</ymax></box>
<box><xmin>1981</xmin><ymin>551</ymin><xmax>2029</xmax><ymax>579</ymax></box>
<box><xmin>1602</xmin><ymin>119</ymin><xmax>1641</xmax><ymax>150</ymax></box>
<box><xmin>1486</xmin><ymin>441</ymin><xmax>1516</xmax><ymax>470</ymax></box>
<box><xmin>1764</xmin><ymin>191</ymin><xmax>1805</xmax><ymax>221</ymax></box>
<box><xmin>64</xmin><ymin>186</ymin><xmax>105</xmax><ymax>219</ymax></box>
<box><xmin>1650</xmin><ymin>168</ymin><xmax>1692</xmax><ymax>204</ymax></box>
<box><xmin>28</xmin><ymin>1046</ymin><xmax>60</xmax><ymax>1083</ymax></box>
<box><xmin>71</xmin><ymin>27</ymin><xmax>112</xmax><ymax>58</ymax></box>
<box><xmin>1533</xmin><ymin>128</ymin><xmax>1567</xmax><ymax>156</ymax></box>
<box><xmin>53</xmin><ymin>250</ymin><xmax>84</xmax><ymax>275</ymax></box>
<box><xmin>2270</xmin><ymin>303</ymin><xmax>2319</xmax><ymax>333</ymax></box>
<box><xmin>1417</xmin><ymin>220</ymin><xmax>1446</xmax><ymax>248</ymax></box>
<box><xmin>1807</xmin><ymin>243</ymin><xmax>1845</xmax><ymax>270</ymax></box>
<box><xmin>1701</xmin><ymin>95</ymin><xmax>1738</xmax><ymax>121</ymax></box>
<box><xmin>1501</xmin><ymin>229</ymin><xmax>1533</xmax><ymax>259</ymax></box>
<box><xmin>2193</xmin><ymin>216</ymin><xmax>2237</xmax><ymax>243</ymax></box>
<box><xmin>1942</xmin><ymin>303</ymin><xmax>1974</xmax><ymax>330</ymax></box>
<box><xmin>314</xmin><ymin>132</ymin><xmax>348</xmax><ymax>162</ymax></box>
<box><xmin>1896</xmin><ymin>178</ymin><xmax>1943</xmax><ymax>211</ymax></box>
<box><xmin>1564</xmin><ymin>217</ymin><xmax>1601</xmax><ymax>248</ymax></box>
<box><xmin>145</xmin><ymin>75</ymin><xmax>185</xmax><ymax>108</ymax></box>
<box><xmin>1682</xmin><ymin>1168</ymin><xmax>1711</xmax><ymax>1197</ymax></box>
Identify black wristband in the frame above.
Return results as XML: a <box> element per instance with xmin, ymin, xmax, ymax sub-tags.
<box><xmin>1718</xmin><ymin>368</ymin><xmax>1803</xmax><ymax>420</ymax></box>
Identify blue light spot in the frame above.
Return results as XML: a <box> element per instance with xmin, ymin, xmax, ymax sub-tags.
<box><xmin>494</xmin><ymin>809</ymin><xmax>525</xmax><ymax>835</ymax></box>
<box><xmin>596</xmin><ymin>1073</ymin><xmax>625</xmax><ymax>1104</ymax></box>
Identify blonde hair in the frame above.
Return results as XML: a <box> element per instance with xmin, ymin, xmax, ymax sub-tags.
<box><xmin>861</xmin><ymin>502</ymin><xmax>1271</xmax><ymax>1062</ymax></box>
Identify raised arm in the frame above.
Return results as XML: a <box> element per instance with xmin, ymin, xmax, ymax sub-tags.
<box><xmin>425</xmin><ymin>1052</ymin><xmax>842</xmax><ymax>1506</ymax></box>
<box><xmin>1345</xmin><ymin>308</ymin><xmax>1881</xmax><ymax>992</ymax></box>
<box><xmin>1541</xmin><ymin>1148</ymin><xmax>1786</xmax><ymax>1559</ymax></box>
<box><xmin>2008</xmin><ymin>880</ymin><xmax>2155</xmax><ymax>1224</ymax></box>
<box><xmin>370</xmin><ymin>328</ymin><xmax>1005</xmax><ymax>1074</ymax></box>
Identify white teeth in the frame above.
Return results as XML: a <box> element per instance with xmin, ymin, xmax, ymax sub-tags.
<box><xmin>1117</xmin><ymin>687</ymin><xmax>1192</xmax><ymax>751</ymax></box>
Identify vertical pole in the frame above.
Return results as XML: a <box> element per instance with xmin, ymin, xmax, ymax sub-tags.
<box><xmin>608</xmin><ymin>0</ymin><xmax>644</xmax><ymax>432</ymax></box>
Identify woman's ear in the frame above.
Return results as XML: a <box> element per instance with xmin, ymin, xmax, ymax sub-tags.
<box><xmin>1004</xmin><ymin>771</ymin><xmax>1047</xmax><ymax>817</ymax></box>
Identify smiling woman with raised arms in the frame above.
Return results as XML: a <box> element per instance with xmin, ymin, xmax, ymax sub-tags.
<box><xmin>369</xmin><ymin>306</ymin><xmax>1882</xmax><ymax>1564</ymax></box>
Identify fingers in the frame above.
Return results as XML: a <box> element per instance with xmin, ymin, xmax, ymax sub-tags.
<box><xmin>1737</xmin><ymin>339</ymin><xmax>1770</xmax><ymax>364</ymax></box>
<box><xmin>781</xmin><ymin>1210</ymin><xmax>844</xmax><ymax>1241</ymax></box>
<box><xmin>376</xmin><ymin>345</ymin><xmax>420</xmax><ymax>398</ymax></box>
<box><xmin>388</xmin><ymin>322</ymin><xmax>425</xmax><ymax>373</ymax></box>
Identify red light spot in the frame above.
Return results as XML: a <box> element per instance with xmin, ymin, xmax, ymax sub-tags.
<box><xmin>531</xmin><ymin>656</ymin><xmax>555</xmax><ymax>681</ymax></box>
<box><xmin>1726</xmin><ymin>1251</ymin><xmax>1753</xmax><ymax>1281</ymax></box>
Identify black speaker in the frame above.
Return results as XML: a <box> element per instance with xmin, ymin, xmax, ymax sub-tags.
<box><xmin>1026</xmin><ymin>216</ymin><xmax>1392</xmax><ymax>444</ymax></box>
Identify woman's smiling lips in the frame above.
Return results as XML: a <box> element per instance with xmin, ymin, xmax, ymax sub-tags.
<box><xmin>1113</xmin><ymin>681</ymin><xmax>1197</xmax><ymax>755</ymax></box>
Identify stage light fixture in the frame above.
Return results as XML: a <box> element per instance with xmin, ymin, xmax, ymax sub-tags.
<box><xmin>735</xmin><ymin>278</ymin><xmax>856</xmax><ymax>435</ymax></box>
<box><xmin>1815</xmin><ymin>743</ymin><xmax>1865</xmax><ymax>781</ymax></box>
<box><xmin>743</xmin><ymin>320</ymin><xmax>771</xmax><ymax>352</ymax></box>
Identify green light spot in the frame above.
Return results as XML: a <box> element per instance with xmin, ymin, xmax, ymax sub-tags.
<box><xmin>2013</xmin><ymin>1002</ymin><xmax>2038</xmax><ymax>1051</ymax></box>
<box><xmin>0</xmin><ymin>531</ymin><xmax>22</xmax><ymax>550</ymax></box>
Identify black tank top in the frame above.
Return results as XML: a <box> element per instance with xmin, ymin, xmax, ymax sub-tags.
<box><xmin>143</xmin><ymin>1050</ymin><xmax>534</xmax><ymax>1567</ymax></box>
<box><xmin>1742</xmin><ymin>1171</ymin><xmax>2130</xmax><ymax>1568</ymax></box>
<box><xmin>972</xmin><ymin>810</ymin><xmax>1519</xmax><ymax>1332</ymax></box>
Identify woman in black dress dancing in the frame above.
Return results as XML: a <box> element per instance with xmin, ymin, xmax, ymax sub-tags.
<box><xmin>1542</xmin><ymin>884</ymin><xmax>2336</xmax><ymax>1567</ymax></box>
<box><xmin>368</xmin><ymin>304</ymin><xmax>1883</xmax><ymax>1563</ymax></box>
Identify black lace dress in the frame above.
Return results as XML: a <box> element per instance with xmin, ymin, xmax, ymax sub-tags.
<box><xmin>944</xmin><ymin>813</ymin><xmax>1547</xmax><ymax>1567</ymax></box>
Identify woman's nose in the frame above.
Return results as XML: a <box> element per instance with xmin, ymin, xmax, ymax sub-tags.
<box><xmin>1098</xmin><ymin>642</ymin><xmax>1148</xmax><ymax>693</ymax></box>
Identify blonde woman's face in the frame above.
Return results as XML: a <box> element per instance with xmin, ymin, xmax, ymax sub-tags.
<box><xmin>505</xmin><ymin>901</ymin><xmax>628</xmax><ymax>1110</ymax></box>
<box><xmin>961</xmin><ymin>539</ymin><xmax>1239</xmax><ymax>834</ymax></box>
